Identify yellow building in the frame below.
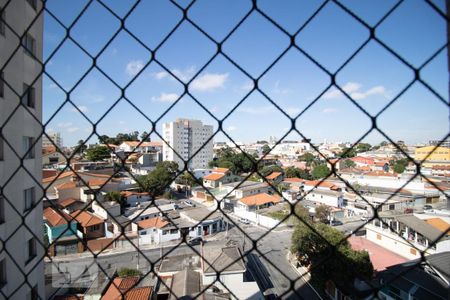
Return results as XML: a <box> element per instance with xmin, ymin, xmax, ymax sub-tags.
<box><xmin>415</xmin><ymin>146</ymin><xmax>450</xmax><ymax>167</ymax></box>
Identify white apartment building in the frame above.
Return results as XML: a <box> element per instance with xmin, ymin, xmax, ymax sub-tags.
<box><xmin>42</xmin><ymin>131</ymin><xmax>62</xmax><ymax>148</ymax></box>
<box><xmin>0</xmin><ymin>0</ymin><xmax>45</xmax><ymax>298</ymax></box>
<box><xmin>162</xmin><ymin>118</ymin><xmax>213</xmax><ymax>170</ymax></box>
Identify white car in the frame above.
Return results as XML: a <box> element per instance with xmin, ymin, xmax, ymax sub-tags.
<box><xmin>238</xmin><ymin>218</ymin><xmax>250</xmax><ymax>225</ymax></box>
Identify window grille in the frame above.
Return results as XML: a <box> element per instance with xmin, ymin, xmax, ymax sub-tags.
<box><xmin>0</xmin><ymin>0</ymin><xmax>448</xmax><ymax>300</ymax></box>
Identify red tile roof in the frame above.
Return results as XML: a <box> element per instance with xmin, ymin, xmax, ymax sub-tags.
<box><xmin>43</xmin><ymin>207</ymin><xmax>73</xmax><ymax>227</ymax></box>
<box><xmin>56</xmin><ymin>181</ymin><xmax>77</xmax><ymax>190</ymax></box>
<box><xmin>124</xmin><ymin>287</ymin><xmax>152</xmax><ymax>300</ymax></box>
<box><xmin>203</xmin><ymin>173</ymin><xmax>225</xmax><ymax>180</ymax></box>
<box><xmin>70</xmin><ymin>210</ymin><xmax>104</xmax><ymax>228</ymax></box>
<box><xmin>213</xmin><ymin>167</ymin><xmax>229</xmax><ymax>173</ymax></box>
<box><xmin>101</xmin><ymin>277</ymin><xmax>139</xmax><ymax>300</ymax></box>
<box><xmin>239</xmin><ymin>193</ymin><xmax>281</xmax><ymax>207</ymax></box>
<box><xmin>137</xmin><ymin>217</ymin><xmax>168</xmax><ymax>229</ymax></box>
<box><xmin>284</xmin><ymin>178</ymin><xmax>304</xmax><ymax>183</ymax></box>
<box><xmin>121</xmin><ymin>191</ymin><xmax>149</xmax><ymax>197</ymax></box>
<box><xmin>266</xmin><ymin>172</ymin><xmax>282</xmax><ymax>180</ymax></box>
<box><xmin>59</xmin><ymin>198</ymin><xmax>78</xmax><ymax>208</ymax></box>
<box><xmin>348</xmin><ymin>236</ymin><xmax>407</xmax><ymax>271</ymax></box>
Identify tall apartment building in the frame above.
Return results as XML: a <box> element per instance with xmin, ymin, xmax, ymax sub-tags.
<box><xmin>42</xmin><ymin>132</ymin><xmax>63</xmax><ymax>148</ymax></box>
<box><xmin>162</xmin><ymin>119</ymin><xmax>213</xmax><ymax>170</ymax></box>
<box><xmin>0</xmin><ymin>0</ymin><xmax>44</xmax><ymax>299</ymax></box>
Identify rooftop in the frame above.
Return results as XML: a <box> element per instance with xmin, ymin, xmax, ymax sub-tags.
<box><xmin>203</xmin><ymin>246</ymin><xmax>246</xmax><ymax>274</ymax></box>
<box><xmin>203</xmin><ymin>173</ymin><xmax>225</xmax><ymax>181</ymax></box>
<box><xmin>180</xmin><ymin>207</ymin><xmax>223</xmax><ymax>222</ymax></box>
<box><xmin>239</xmin><ymin>193</ymin><xmax>281</xmax><ymax>207</ymax></box>
<box><xmin>395</xmin><ymin>215</ymin><xmax>445</xmax><ymax>241</ymax></box>
<box><xmin>137</xmin><ymin>217</ymin><xmax>169</xmax><ymax>229</ymax></box>
<box><xmin>43</xmin><ymin>207</ymin><xmax>73</xmax><ymax>227</ymax></box>
<box><xmin>70</xmin><ymin>210</ymin><xmax>104</xmax><ymax>227</ymax></box>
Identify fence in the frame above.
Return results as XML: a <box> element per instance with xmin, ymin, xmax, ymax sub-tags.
<box><xmin>0</xmin><ymin>0</ymin><xmax>449</xmax><ymax>299</ymax></box>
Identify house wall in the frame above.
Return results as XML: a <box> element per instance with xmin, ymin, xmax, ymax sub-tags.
<box><xmin>365</xmin><ymin>224</ymin><xmax>438</xmax><ymax>260</ymax></box>
<box><xmin>82</xmin><ymin>223</ymin><xmax>106</xmax><ymax>240</ymax></box>
<box><xmin>304</xmin><ymin>192</ymin><xmax>339</xmax><ymax>207</ymax></box>
<box><xmin>46</xmin><ymin>222</ymin><xmax>79</xmax><ymax>243</ymax></box>
<box><xmin>57</xmin><ymin>187</ymin><xmax>81</xmax><ymax>201</ymax></box>
<box><xmin>92</xmin><ymin>201</ymin><xmax>121</xmax><ymax>219</ymax></box>
<box><xmin>233</xmin><ymin>208</ymin><xmax>284</xmax><ymax>229</ymax></box>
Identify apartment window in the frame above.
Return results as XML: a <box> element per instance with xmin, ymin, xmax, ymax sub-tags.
<box><xmin>89</xmin><ymin>224</ymin><xmax>99</xmax><ymax>231</ymax></box>
<box><xmin>0</xmin><ymin>10</ymin><xmax>5</xmax><ymax>36</ymax></box>
<box><xmin>0</xmin><ymin>71</ymin><xmax>4</xmax><ymax>98</ymax></box>
<box><xmin>26</xmin><ymin>0</ymin><xmax>37</xmax><ymax>10</ymax></box>
<box><xmin>24</xmin><ymin>187</ymin><xmax>35</xmax><ymax>212</ymax></box>
<box><xmin>26</xmin><ymin>238</ymin><xmax>37</xmax><ymax>265</ymax></box>
<box><xmin>22</xmin><ymin>33</ymin><xmax>36</xmax><ymax>56</ymax></box>
<box><xmin>22</xmin><ymin>84</ymin><xmax>35</xmax><ymax>108</ymax></box>
<box><xmin>23</xmin><ymin>136</ymin><xmax>35</xmax><ymax>159</ymax></box>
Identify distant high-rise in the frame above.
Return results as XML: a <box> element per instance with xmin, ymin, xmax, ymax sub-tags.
<box><xmin>162</xmin><ymin>119</ymin><xmax>213</xmax><ymax>170</ymax></box>
<box><xmin>42</xmin><ymin>132</ymin><xmax>63</xmax><ymax>148</ymax></box>
<box><xmin>0</xmin><ymin>0</ymin><xmax>44</xmax><ymax>299</ymax></box>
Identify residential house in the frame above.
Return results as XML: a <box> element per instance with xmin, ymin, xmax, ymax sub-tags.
<box><xmin>180</xmin><ymin>207</ymin><xmax>224</xmax><ymax>237</ymax></box>
<box><xmin>202</xmin><ymin>168</ymin><xmax>240</xmax><ymax>188</ymax></box>
<box><xmin>43</xmin><ymin>207</ymin><xmax>82</xmax><ymax>256</ymax></box>
<box><xmin>236</xmin><ymin>193</ymin><xmax>281</xmax><ymax>211</ymax></box>
<box><xmin>118</xmin><ymin>140</ymin><xmax>163</xmax><ymax>154</ymax></box>
<box><xmin>120</xmin><ymin>191</ymin><xmax>151</xmax><ymax>207</ymax></box>
<box><xmin>157</xmin><ymin>245</ymin><xmax>263</xmax><ymax>300</ymax></box>
<box><xmin>136</xmin><ymin>216</ymin><xmax>192</xmax><ymax>245</ymax></box>
<box><xmin>265</xmin><ymin>171</ymin><xmax>283</xmax><ymax>185</ymax></box>
<box><xmin>101</xmin><ymin>276</ymin><xmax>153</xmax><ymax>300</ymax></box>
<box><xmin>58</xmin><ymin>198</ymin><xmax>86</xmax><ymax>213</ymax></box>
<box><xmin>365</xmin><ymin>214</ymin><xmax>450</xmax><ymax>259</ymax></box>
<box><xmin>126</xmin><ymin>203</ymin><xmax>175</xmax><ymax>222</ymax></box>
<box><xmin>71</xmin><ymin>210</ymin><xmax>106</xmax><ymax>240</ymax></box>
<box><xmin>376</xmin><ymin>252</ymin><xmax>450</xmax><ymax>300</ymax></box>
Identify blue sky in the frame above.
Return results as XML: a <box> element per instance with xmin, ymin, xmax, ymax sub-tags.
<box><xmin>42</xmin><ymin>0</ymin><xmax>449</xmax><ymax>147</ymax></box>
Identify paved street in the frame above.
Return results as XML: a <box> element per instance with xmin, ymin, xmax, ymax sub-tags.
<box><xmin>45</xmin><ymin>221</ymin><xmax>322</xmax><ymax>299</ymax></box>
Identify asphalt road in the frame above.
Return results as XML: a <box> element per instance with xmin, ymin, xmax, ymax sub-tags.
<box><xmin>46</xmin><ymin>223</ymin><xmax>322</xmax><ymax>299</ymax></box>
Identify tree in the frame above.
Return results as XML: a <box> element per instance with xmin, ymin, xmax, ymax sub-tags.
<box><xmin>137</xmin><ymin>161</ymin><xmax>179</xmax><ymax>196</ymax></box>
<box><xmin>315</xmin><ymin>204</ymin><xmax>331</xmax><ymax>223</ymax></box>
<box><xmin>338</xmin><ymin>147</ymin><xmax>356</xmax><ymax>158</ymax></box>
<box><xmin>342</xmin><ymin>159</ymin><xmax>356</xmax><ymax>169</ymax></box>
<box><xmin>85</xmin><ymin>146</ymin><xmax>110</xmax><ymax>161</ymax></box>
<box><xmin>256</xmin><ymin>140</ymin><xmax>268</xmax><ymax>144</ymax></box>
<box><xmin>390</xmin><ymin>158</ymin><xmax>409</xmax><ymax>174</ymax></box>
<box><xmin>140</xmin><ymin>131</ymin><xmax>150</xmax><ymax>142</ymax></box>
<box><xmin>291</xmin><ymin>223</ymin><xmax>373</xmax><ymax>290</ymax></box>
<box><xmin>104</xmin><ymin>191</ymin><xmax>126</xmax><ymax>212</ymax></box>
<box><xmin>260</xmin><ymin>165</ymin><xmax>283</xmax><ymax>177</ymax></box>
<box><xmin>75</xmin><ymin>139</ymin><xmax>87</xmax><ymax>155</ymax></box>
<box><xmin>285</xmin><ymin>166</ymin><xmax>311</xmax><ymax>180</ymax></box>
<box><xmin>117</xmin><ymin>268</ymin><xmax>142</xmax><ymax>278</ymax></box>
<box><xmin>209</xmin><ymin>146</ymin><xmax>256</xmax><ymax>174</ymax></box>
<box><xmin>356</xmin><ymin>143</ymin><xmax>371</xmax><ymax>153</ymax></box>
<box><xmin>262</xmin><ymin>144</ymin><xmax>271</xmax><ymax>155</ymax></box>
<box><xmin>312</xmin><ymin>164</ymin><xmax>331</xmax><ymax>179</ymax></box>
<box><xmin>298</xmin><ymin>153</ymin><xmax>315</xmax><ymax>166</ymax></box>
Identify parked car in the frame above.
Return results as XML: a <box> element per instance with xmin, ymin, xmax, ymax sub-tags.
<box><xmin>360</xmin><ymin>216</ymin><xmax>368</xmax><ymax>222</ymax></box>
<box><xmin>423</xmin><ymin>205</ymin><xmax>433</xmax><ymax>210</ymax></box>
<box><xmin>189</xmin><ymin>237</ymin><xmax>204</xmax><ymax>245</ymax></box>
<box><xmin>330</xmin><ymin>220</ymin><xmax>343</xmax><ymax>226</ymax></box>
<box><xmin>238</xmin><ymin>218</ymin><xmax>250</xmax><ymax>225</ymax></box>
<box><xmin>184</xmin><ymin>200</ymin><xmax>196</xmax><ymax>207</ymax></box>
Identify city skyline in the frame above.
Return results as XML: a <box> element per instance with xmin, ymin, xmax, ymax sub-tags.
<box><xmin>41</xmin><ymin>0</ymin><xmax>448</xmax><ymax>147</ymax></box>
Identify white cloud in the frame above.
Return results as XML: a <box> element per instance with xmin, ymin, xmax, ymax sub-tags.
<box><xmin>57</xmin><ymin>122</ymin><xmax>73</xmax><ymax>128</ymax></box>
<box><xmin>126</xmin><ymin>60</ymin><xmax>144</xmax><ymax>76</ymax></box>
<box><xmin>322</xmin><ymin>107</ymin><xmax>337</xmax><ymax>113</ymax></box>
<box><xmin>285</xmin><ymin>107</ymin><xmax>301</xmax><ymax>116</ymax></box>
<box><xmin>48</xmin><ymin>83</ymin><xmax>58</xmax><ymax>89</ymax></box>
<box><xmin>71</xmin><ymin>105</ymin><xmax>88</xmax><ymax>113</ymax></box>
<box><xmin>241</xmin><ymin>81</ymin><xmax>254</xmax><ymax>91</ymax></box>
<box><xmin>273</xmin><ymin>80</ymin><xmax>290</xmax><ymax>95</ymax></box>
<box><xmin>151</xmin><ymin>92</ymin><xmax>179</xmax><ymax>103</ymax></box>
<box><xmin>227</xmin><ymin>126</ymin><xmax>237</xmax><ymax>132</ymax></box>
<box><xmin>323</xmin><ymin>82</ymin><xmax>388</xmax><ymax>100</ymax></box>
<box><xmin>210</xmin><ymin>106</ymin><xmax>219</xmax><ymax>113</ymax></box>
<box><xmin>67</xmin><ymin>127</ymin><xmax>79</xmax><ymax>133</ymax></box>
<box><xmin>238</xmin><ymin>105</ymin><xmax>275</xmax><ymax>115</ymax></box>
<box><xmin>119</xmin><ymin>120</ymin><xmax>126</xmax><ymax>125</ymax></box>
<box><xmin>191</xmin><ymin>73</ymin><xmax>229</xmax><ymax>92</ymax></box>
<box><xmin>154</xmin><ymin>71</ymin><xmax>168</xmax><ymax>80</ymax></box>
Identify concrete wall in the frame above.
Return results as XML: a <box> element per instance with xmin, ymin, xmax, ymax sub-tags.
<box><xmin>0</xmin><ymin>0</ymin><xmax>45</xmax><ymax>297</ymax></box>
<box><xmin>233</xmin><ymin>209</ymin><xmax>284</xmax><ymax>229</ymax></box>
<box><xmin>46</xmin><ymin>222</ymin><xmax>79</xmax><ymax>243</ymax></box>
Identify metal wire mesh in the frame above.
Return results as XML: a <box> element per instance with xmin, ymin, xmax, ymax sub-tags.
<box><xmin>0</xmin><ymin>0</ymin><xmax>449</xmax><ymax>299</ymax></box>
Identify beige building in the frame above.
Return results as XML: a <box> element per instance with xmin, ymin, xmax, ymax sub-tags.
<box><xmin>415</xmin><ymin>146</ymin><xmax>450</xmax><ymax>168</ymax></box>
<box><xmin>162</xmin><ymin>118</ymin><xmax>213</xmax><ymax>170</ymax></box>
<box><xmin>0</xmin><ymin>0</ymin><xmax>45</xmax><ymax>298</ymax></box>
